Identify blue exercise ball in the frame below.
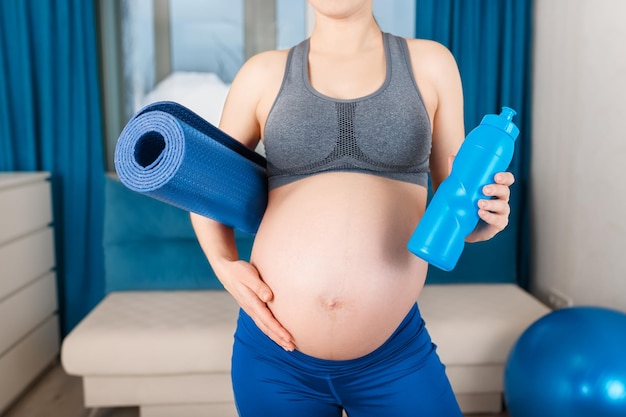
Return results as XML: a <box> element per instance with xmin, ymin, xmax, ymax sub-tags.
<box><xmin>504</xmin><ymin>306</ymin><xmax>626</xmax><ymax>417</ymax></box>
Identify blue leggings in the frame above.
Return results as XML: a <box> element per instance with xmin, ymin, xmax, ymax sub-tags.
<box><xmin>231</xmin><ymin>304</ymin><xmax>463</xmax><ymax>417</ymax></box>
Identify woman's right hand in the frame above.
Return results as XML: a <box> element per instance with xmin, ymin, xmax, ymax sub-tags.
<box><xmin>221</xmin><ymin>260</ymin><xmax>296</xmax><ymax>352</ymax></box>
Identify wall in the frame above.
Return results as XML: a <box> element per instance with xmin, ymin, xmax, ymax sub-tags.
<box><xmin>531</xmin><ymin>0</ymin><xmax>626</xmax><ymax>311</ymax></box>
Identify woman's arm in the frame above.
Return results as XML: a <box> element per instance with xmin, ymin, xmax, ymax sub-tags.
<box><xmin>190</xmin><ymin>214</ymin><xmax>295</xmax><ymax>351</ymax></box>
<box><xmin>420</xmin><ymin>41</ymin><xmax>466</xmax><ymax>193</ymax></box>
<box><xmin>409</xmin><ymin>39</ymin><xmax>515</xmax><ymax>243</ymax></box>
<box><xmin>190</xmin><ymin>51</ymin><xmax>295</xmax><ymax>351</ymax></box>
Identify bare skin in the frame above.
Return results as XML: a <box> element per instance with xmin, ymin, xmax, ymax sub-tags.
<box><xmin>191</xmin><ymin>0</ymin><xmax>514</xmax><ymax>359</ymax></box>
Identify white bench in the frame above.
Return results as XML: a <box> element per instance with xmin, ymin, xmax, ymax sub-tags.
<box><xmin>61</xmin><ymin>283</ymin><xmax>550</xmax><ymax>416</ymax></box>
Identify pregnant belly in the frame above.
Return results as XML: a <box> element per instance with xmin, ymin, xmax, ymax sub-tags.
<box><xmin>250</xmin><ymin>173</ymin><xmax>429</xmax><ymax>360</ymax></box>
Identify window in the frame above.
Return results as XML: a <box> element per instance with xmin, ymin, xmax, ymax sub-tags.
<box><xmin>98</xmin><ymin>0</ymin><xmax>414</xmax><ymax>170</ymax></box>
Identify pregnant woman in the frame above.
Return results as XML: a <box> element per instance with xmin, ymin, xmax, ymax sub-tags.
<box><xmin>191</xmin><ymin>1</ymin><xmax>514</xmax><ymax>415</ymax></box>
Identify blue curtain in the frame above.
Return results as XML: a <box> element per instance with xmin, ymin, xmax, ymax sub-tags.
<box><xmin>415</xmin><ymin>0</ymin><xmax>533</xmax><ymax>287</ymax></box>
<box><xmin>0</xmin><ymin>0</ymin><xmax>105</xmax><ymax>334</ymax></box>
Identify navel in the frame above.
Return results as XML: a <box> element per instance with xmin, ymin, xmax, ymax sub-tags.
<box><xmin>319</xmin><ymin>296</ymin><xmax>345</xmax><ymax>311</ymax></box>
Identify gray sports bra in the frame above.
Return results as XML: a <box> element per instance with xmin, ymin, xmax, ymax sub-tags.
<box><xmin>264</xmin><ymin>32</ymin><xmax>432</xmax><ymax>189</ymax></box>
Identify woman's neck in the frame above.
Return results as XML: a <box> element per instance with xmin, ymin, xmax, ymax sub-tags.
<box><xmin>309</xmin><ymin>13</ymin><xmax>382</xmax><ymax>55</ymax></box>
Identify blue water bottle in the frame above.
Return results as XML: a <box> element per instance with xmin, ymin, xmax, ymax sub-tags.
<box><xmin>407</xmin><ymin>107</ymin><xmax>519</xmax><ymax>271</ymax></box>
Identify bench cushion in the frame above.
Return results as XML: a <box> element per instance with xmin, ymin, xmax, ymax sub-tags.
<box><xmin>62</xmin><ymin>284</ymin><xmax>549</xmax><ymax>377</ymax></box>
<box><xmin>419</xmin><ymin>284</ymin><xmax>551</xmax><ymax>365</ymax></box>
<box><xmin>62</xmin><ymin>290</ymin><xmax>239</xmax><ymax>375</ymax></box>
<box><xmin>61</xmin><ymin>284</ymin><xmax>550</xmax><ymax>412</ymax></box>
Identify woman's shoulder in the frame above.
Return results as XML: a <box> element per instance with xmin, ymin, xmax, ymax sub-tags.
<box><xmin>403</xmin><ymin>38</ymin><xmax>457</xmax><ymax>68</ymax></box>
<box><xmin>225</xmin><ymin>48</ymin><xmax>290</xmax><ymax>109</ymax></box>
<box><xmin>235</xmin><ymin>49</ymin><xmax>291</xmax><ymax>85</ymax></box>
<box><xmin>401</xmin><ymin>37</ymin><xmax>461</xmax><ymax>89</ymax></box>
<box><xmin>219</xmin><ymin>48</ymin><xmax>292</xmax><ymax>142</ymax></box>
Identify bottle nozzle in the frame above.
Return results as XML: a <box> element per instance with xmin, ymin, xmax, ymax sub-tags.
<box><xmin>480</xmin><ymin>107</ymin><xmax>520</xmax><ymax>139</ymax></box>
<box><xmin>500</xmin><ymin>107</ymin><xmax>517</xmax><ymax>121</ymax></box>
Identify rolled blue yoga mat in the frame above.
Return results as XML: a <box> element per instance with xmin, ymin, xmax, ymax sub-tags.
<box><xmin>114</xmin><ymin>101</ymin><xmax>267</xmax><ymax>234</ymax></box>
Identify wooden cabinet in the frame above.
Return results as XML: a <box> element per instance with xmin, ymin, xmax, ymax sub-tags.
<box><xmin>0</xmin><ymin>172</ymin><xmax>60</xmax><ymax>413</ymax></box>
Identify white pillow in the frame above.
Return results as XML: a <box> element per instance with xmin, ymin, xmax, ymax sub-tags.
<box><xmin>142</xmin><ymin>71</ymin><xmax>230</xmax><ymax>126</ymax></box>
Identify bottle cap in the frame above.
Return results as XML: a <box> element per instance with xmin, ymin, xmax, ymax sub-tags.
<box><xmin>481</xmin><ymin>107</ymin><xmax>520</xmax><ymax>140</ymax></box>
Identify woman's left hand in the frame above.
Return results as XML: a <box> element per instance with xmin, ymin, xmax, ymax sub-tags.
<box><xmin>465</xmin><ymin>172</ymin><xmax>516</xmax><ymax>243</ymax></box>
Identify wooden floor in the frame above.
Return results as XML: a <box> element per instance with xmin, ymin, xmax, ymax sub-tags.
<box><xmin>2</xmin><ymin>358</ymin><xmax>510</xmax><ymax>417</ymax></box>
<box><xmin>2</xmin><ymin>359</ymin><xmax>138</xmax><ymax>417</ymax></box>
